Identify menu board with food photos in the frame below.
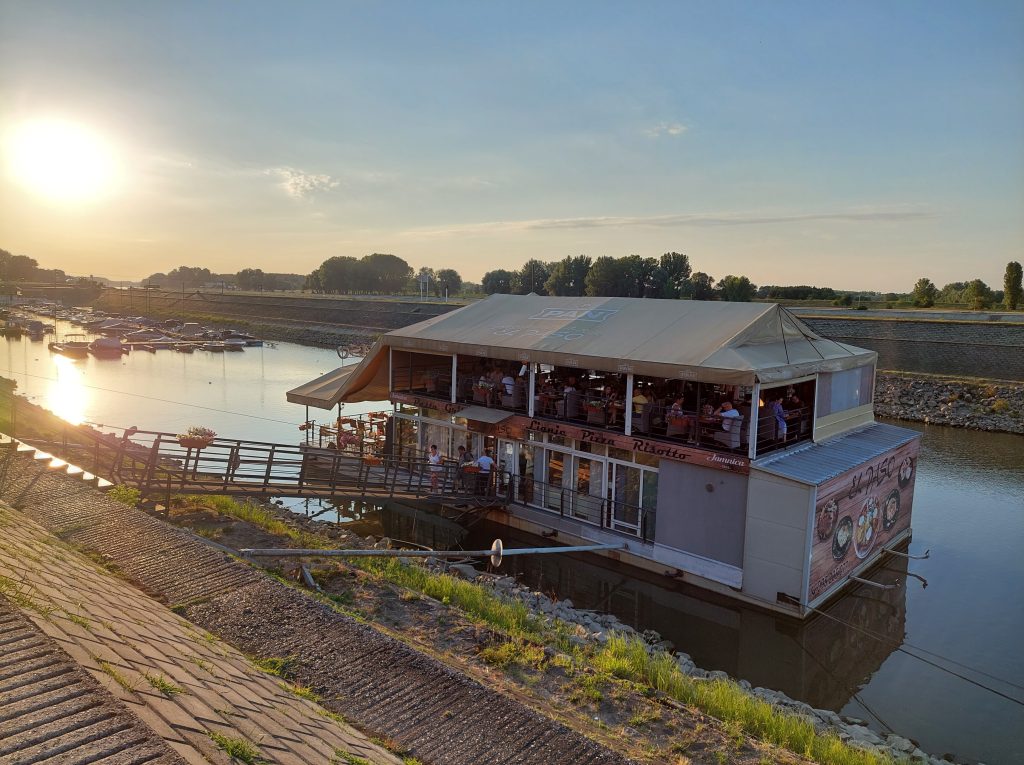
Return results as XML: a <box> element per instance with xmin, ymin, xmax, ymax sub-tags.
<box><xmin>807</xmin><ymin>438</ymin><xmax>920</xmax><ymax>606</ymax></box>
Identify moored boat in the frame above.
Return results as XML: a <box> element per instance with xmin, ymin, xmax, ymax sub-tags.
<box><xmin>88</xmin><ymin>336</ymin><xmax>127</xmax><ymax>358</ymax></box>
<box><xmin>48</xmin><ymin>333</ymin><xmax>91</xmax><ymax>358</ymax></box>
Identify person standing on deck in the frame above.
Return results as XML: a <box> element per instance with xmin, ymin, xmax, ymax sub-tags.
<box><xmin>427</xmin><ymin>444</ymin><xmax>443</xmax><ymax>493</ymax></box>
<box><xmin>475</xmin><ymin>449</ymin><xmax>495</xmax><ymax>495</ymax></box>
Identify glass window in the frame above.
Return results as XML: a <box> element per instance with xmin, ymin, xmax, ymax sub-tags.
<box><xmin>608</xmin><ymin>447</ymin><xmax>633</xmax><ymax>462</ymax></box>
<box><xmin>634</xmin><ymin>452</ymin><xmax>659</xmax><ymax>468</ymax></box>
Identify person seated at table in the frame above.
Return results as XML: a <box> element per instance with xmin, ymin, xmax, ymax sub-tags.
<box><xmin>602</xmin><ymin>385</ymin><xmax>623</xmax><ymax>425</ymax></box>
<box><xmin>713</xmin><ymin>401</ymin><xmax>741</xmax><ymax>431</ymax></box>
<box><xmin>538</xmin><ymin>379</ymin><xmax>558</xmax><ymax>415</ymax></box>
<box><xmin>632</xmin><ymin>386</ymin><xmax>649</xmax><ymax>415</ymax></box>
<box><xmin>501</xmin><ymin>370</ymin><xmax>516</xmax><ymax>395</ymax></box>
<box><xmin>667</xmin><ymin>396</ymin><xmax>694</xmax><ymax>439</ymax></box>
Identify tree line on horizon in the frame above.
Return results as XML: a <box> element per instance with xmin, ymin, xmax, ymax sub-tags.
<box><xmin>910</xmin><ymin>262</ymin><xmax>1022</xmax><ymax>311</ymax></box>
<box><xmin>4</xmin><ymin>244</ymin><xmax>1022</xmax><ymax>311</ymax></box>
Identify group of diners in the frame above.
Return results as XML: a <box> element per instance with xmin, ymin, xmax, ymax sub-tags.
<box><xmin>452</xmin><ymin>361</ymin><xmax>809</xmax><ymax>450</ymax></box>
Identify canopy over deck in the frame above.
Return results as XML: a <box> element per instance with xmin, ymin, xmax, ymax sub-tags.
<box><xmin>294</xmin><ymin>295</ymin><xmax>877</xmax><ymax>407</ymax></box>
<box><xmin>286</xmin><ymin>340</ymin><xmax>389</xmax><ymax>409</ymax></box>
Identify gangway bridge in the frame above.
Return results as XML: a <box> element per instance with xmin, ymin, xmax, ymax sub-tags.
<box><xmin>4</xmin><ymin>425</ymin><xmax>509</xmax><ymax>518</ymax></box>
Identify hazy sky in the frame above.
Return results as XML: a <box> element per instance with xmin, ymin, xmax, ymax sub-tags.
<box><xmin>1</xmin><ymin>1</ymin><xmax>1022</xmax><ymax>290</ymax></box>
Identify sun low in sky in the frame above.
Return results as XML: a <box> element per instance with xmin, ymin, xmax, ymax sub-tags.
<box><xmin>0</xmin><ymin>3</ymin><xmax>1021</xmax><ymax>289</ymax></box>
<box><xmin>4</xmin><ymin>118</ymin><xmax>120</xmax><ymax>204</ymax></box>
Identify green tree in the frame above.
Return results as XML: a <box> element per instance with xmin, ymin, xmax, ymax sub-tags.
<box><xmin>236</xmin><ymin>268</ymin><xmax>265</xmax><ymax>291</ymax></box>
<box><xmin>964</xmin><ymin>279</ymin><xmax>993</xmax><ymax>310</ymax></box>
<box><xmin>1004</xmin><ymin>261</ymin><xmax>1022</xmax><ymax>310</ymax></box>
<box><xmin>618</xmin><ymin>254</ymin><xmax>663</xmax><ymax>297</ymax></box>
<box><xmin>583</xmin><ymin>256</ymin><xmax>624</xmax><ymax>296</ymax></box>
<box><xmin>315</xmin><ymin>256</ymin><xmax>359</xmax><ymax>293</ymax></box>
<box><xmin>717</xmin><ymin>275</ymin><xmax>756</xmax><ymax>302</ymax></box>
<box><xmin>434</xmin><ymin>268</ymin><xmax>463</xmax><ymax>297</ymax></box>
<box><xmin>937</xmin><ymin>282</ymin><xmax>967</xmax><ymax>304</ymax></box>
<box><xmin>358</xmin><ymin>253</ymin><xmax>412</xmax><ymax>294</ymax></box>
<box><xmin>482</xmin><ymin>269</ymin><xmax>514</xmax><ymax>294</ymax></box>
<box><xmin>512</xmin><ymin>260</ymin><xmax>552</xmax><ymax>295</ymax></box>
<box><xmin>911</xmin><ymin>278</ymin><xmax>938</xmax><ymax>308</ymax></box>
<box><xmin>544</xmin><ymin>255</ymin><xmax>592</xmax><ymax>296</ymax></box>
<box><xmin>659</xmin><ymin>252</ymin><xmax>692</xmax><ymax>298</ymax></box>
<box><xmin>683</xmin><ymin>272</ymin><xmax>716</xmax><ymax>300</ymax></box>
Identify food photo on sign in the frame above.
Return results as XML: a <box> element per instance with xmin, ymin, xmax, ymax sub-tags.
<box><xmin>808</xmin><ymin>439</ymin><xmax>920</xmax><ymax>604</ymax></box>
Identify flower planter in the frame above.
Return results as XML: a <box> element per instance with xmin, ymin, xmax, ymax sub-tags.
<box><xmin>178</xmin><ymin>437</ymin><xmax>213</xmax><ymax>449</ymax></box>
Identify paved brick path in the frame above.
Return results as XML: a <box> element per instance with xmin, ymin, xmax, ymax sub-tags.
<box><xmin>0</xmin><ymin>503</ymin><xmax>402</xmax><ymax>765</ymax></box>
<box><xmin>0</xmin><ymin>451</ymin><xmax>634</xmax><ymax>765</ymax></box>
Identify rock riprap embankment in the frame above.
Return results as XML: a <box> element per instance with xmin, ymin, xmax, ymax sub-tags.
<box><xmin>874</xmin><ymin>374</ymin><xmax>1023</xmax><ymax>434</ymax></box>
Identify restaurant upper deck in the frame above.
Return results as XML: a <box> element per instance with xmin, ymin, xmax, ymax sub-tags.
<box><xmin>288</xmin><ymin>295</ymin><xmax>878</xmax><ymax>462</ymax></box>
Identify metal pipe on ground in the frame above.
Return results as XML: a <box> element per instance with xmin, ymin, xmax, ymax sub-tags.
<box><xmin>240</xmin><ymin>539</ymin><xmax>626</xmax><ymax>567</ymax></box>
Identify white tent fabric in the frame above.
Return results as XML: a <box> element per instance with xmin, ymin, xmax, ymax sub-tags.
<box><xmin>295</xmin><ymin>295</ymin><xmax>876</xmax><ymax>405</ymax></box>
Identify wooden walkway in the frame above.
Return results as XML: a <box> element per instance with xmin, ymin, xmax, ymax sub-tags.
<box><xmin>11</xmin><ymin>426</ymin><xmax>508</xmax><ymax>510</ymax></box>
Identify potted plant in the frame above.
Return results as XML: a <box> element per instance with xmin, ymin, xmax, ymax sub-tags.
<box><xmin>178</xmin><ymin>426</ymin><xmax>217</xmax><ymax>449</ymax></box>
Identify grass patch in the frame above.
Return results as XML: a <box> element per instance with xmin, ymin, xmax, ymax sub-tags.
<box><xmin>478</xmin><ymin>638</ymin><xmax>547</xmax><ymax>670</ymax></box>
<box><xmin>0</xmin><ymin>574</ymin><xmax>55</xmax><ymax>618</ymax></box>
<box><xmin>96</xmin><ymin>659</ymin><xmax>136</xmax><ymax>692</ymax></box>
<box><xmin>279</xmin><ymin>680</ymin><xmax>319</xmax><ymax>702</ymax></box>
<box><xmin>251</xmin><ymin>655</ymin><xmax>294</xmax><ymax>677</ymax></box>
<box><xmin>356</xmin><ymin>557</ymin><xmax>541</xmax><ymax>639</ymax></box>
<box><xmin>173</xmin><ymin>495</ymin><xmax>329</xmax><ymax>550</ymax></box>
<box><xmin>107</xmin><ymin>485</ymin><xmax>141</xmax><ymax>507</ymax></box>
<box><xmin>142</xmin><ymin>671</ymin><xmax>186</xmax><ymax>696</ymax></box>
<box><xmin>65</xmin><ymin>610</ymin><xmax>93</xmax><ymax>631</ymax></box>
<box><xmin>187</xmin><ymin>654</ymin><xmax>212</xmax><ymax>672</ymax></box>
<box><xmin>590</xmin><ymin>634</ymin><xmax>895</xmax><ymax>765</ymax></box>
<box><xmin>332</xmin><ymin>751</ymin><xmax>371</xmax><ymax>765</ymax></box>
<box><xmin>208</xmin><ymin>731</ymin><xmax>262</xmax><ymax>764</ymax></box>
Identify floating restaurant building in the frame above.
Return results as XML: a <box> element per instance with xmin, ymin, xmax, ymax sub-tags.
<box><xmin>288</xmin><ymin>295</ymin><xmax>921</xmax><ymax>617</ymax></box>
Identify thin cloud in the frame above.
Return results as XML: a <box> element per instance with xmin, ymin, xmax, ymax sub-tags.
<box><xmin>266</xmin><ymin>167</ymin><xmax>339</xmax><ymax>199</ymax></box>
<box><xmin>644</xmin><ymin>122</ymin><xmax>688</xmax><ymax>138</ymax></box>
<box><xmin>401</xmin><ymin>208</ymin><xmax>935</xmax><ymax>238</ymax></box>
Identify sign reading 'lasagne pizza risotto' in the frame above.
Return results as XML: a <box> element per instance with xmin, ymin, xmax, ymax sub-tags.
<box><xmin>808</xmin><ymin>438</ymin><xmax>920</xmax><ymax>604</ymax></box>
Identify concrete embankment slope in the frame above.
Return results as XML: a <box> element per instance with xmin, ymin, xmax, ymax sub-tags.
<box><xmin>0</xmin><ymin>503</ymin><xmax>402</xmax><ymax>765</ymax></box>
<box><xmin>0</xmin><ymin>452</ymin><xmax>633</xmax><ymax>765</ymax></box>
<box><xmin>93</xmin><ymin>289</ymin><xmax>458</xmax><ymax>347</ymax></box>
<box><xmin>793</xmin><ymin>310</ymin><xmax>1024</xmax><ymax>382</ymax></box>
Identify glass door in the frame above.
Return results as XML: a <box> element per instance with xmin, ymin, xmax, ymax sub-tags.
<box><xmin>496</xmin><ymin>439</ymin><xmax>516</xmax><ymax>499</ymax></box>
<box><xmin>543</xmin><ymin>449</ymin><xmax>566</xmax><ymax>514</ymax></box>
<box><xmin>571</xmin><ymin>456</ymin><xmax>604</xmax><ymax>526</ymax></box>
<box><xmin>609</xmin><ymin>462</ymin><xmax>641</xmax><ymax>534</ymax></box>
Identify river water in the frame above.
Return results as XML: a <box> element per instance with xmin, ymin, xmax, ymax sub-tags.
<box><xmin>2</xmin><ymin>325</ymin><xmax>1021</xmax><ymax>763</ymax></box>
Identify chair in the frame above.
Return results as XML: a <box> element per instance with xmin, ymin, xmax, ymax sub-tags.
<box><xmin>713</xmin><ymin>415</ymin><xmax>744</xmax><ymax>449</ymax></box>
<box><xmin>633</xmin><ymin>402</ymin><xmax>653</xmax><ymax>434</ymax></box>
<box><xmin>666</xmin><ymin>415</ymin><xmax>690</xmax><ymax>439</ymax></box>
<box><xmin>512</xmin><ymin>382</ymin><xmax>526</xmax><ymax>410</ymax></box>
<box><xmin>565</xmin><ymin>391</ymin><xmax>582</xmax><ymax>419</ymax></box>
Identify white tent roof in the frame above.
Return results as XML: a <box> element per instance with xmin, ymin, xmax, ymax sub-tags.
<box><xmin>383</xmin><ymin>295</ymin><xmax>874</xmax><ymax>385</ymax></box>
<box><xmin>292</xmin><ymin>295</ymin><xmax>876</xmax><ymax>407</ymax></box>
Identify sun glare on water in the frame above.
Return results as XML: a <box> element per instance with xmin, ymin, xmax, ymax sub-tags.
<box><xmin>48</xmin><ymin>355</ymin><xmax>88</xmax><ymax>425</ymax></box>
<box><xmin>5</xmin><ymin>118</ymin><xmax>119</xmax><ymax>203</ymax></box>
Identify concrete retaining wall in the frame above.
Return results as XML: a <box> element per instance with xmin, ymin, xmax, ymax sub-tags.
<box><xmin>800</xmin><ymin>316</ymin><xmax>1024</xmax><ymax>381</ymax></box>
